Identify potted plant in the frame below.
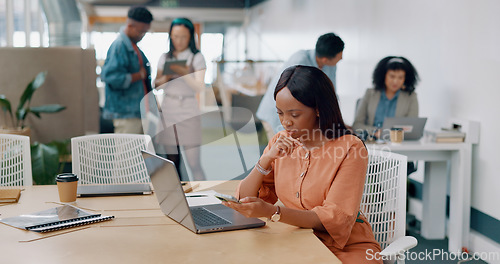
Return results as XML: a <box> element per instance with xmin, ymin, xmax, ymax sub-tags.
<box><xmin>1</xmin><ymin>71</ymin><xmax>69</xmax><ymax>185</ymax></box>
<box><xmin>0</xmin><ymin>71</ymin><xmax>65</xmax><ymax>136</ymax></box>
<box><xmin>31</xmin><ymin>139</ymin><xmax>72</xmax><ymax>185</ymax></box>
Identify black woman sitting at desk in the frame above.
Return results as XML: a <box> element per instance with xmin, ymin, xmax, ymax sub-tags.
<box><xmin>224</xmin><ymin>65</ymin><xmax>382</xmax><ymax>263</ymax></box>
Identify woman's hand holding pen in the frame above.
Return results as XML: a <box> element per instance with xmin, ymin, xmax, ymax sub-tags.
<box><xmin>255</xmin><ymin>133</ymin><xmax>302</xmax><ymax>175</ymax></box>
<box><xmin>235</xmin><ymin>133</ymin><xmax>302</xmax><ymax>203</ymax></box>
<box><xmin>267</xmin><ymin>133</ymin><xmax>302</xmax><ymax>159</ymax></box>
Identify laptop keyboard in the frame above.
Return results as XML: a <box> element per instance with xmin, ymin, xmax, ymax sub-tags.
<box><xmin>191</xmin><ymin>207</ymin><xmax>231</xmax><ymax>227</ymax></box>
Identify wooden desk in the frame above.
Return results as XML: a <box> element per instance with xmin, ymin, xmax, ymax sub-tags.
<box><xmin>0</xmin><ymin>181</ymin><xmax>340</xmax><ymax>264</ymax></box>
<box><xmin>368</xmin><ymin>139</ymin><xmax>472</xmax><ymax>253</ymax></box>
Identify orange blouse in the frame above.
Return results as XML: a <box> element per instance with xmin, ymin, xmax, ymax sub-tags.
<box><xmin>241</xmin><ymin>132</ymin><xmax>382</xmax><ymax>263</ymax></box>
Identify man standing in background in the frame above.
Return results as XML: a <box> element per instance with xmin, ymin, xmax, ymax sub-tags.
<box><xmin>101</xmin><ymin>6</ymin><xmax>153</xmax><ymax>133</ymax></box>
<box><xmin>256</xmin><ymin>32</ymin><xmax>344</xmax><ymax>140</ymax></box>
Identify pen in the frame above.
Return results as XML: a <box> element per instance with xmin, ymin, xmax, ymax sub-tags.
<box><xmin>186</xmin><ymin>195</ymin><xmax>208</xmax><ymax>198</ymax></box>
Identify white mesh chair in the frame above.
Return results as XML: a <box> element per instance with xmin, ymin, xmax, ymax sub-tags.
<box><xmin>71</xmin><ymin>134</ymin><xmax>155</xmax><ymax>185</ymax></box>
<box><xmin>361</xmin><ymin>149</ymin><xmax>417</xmax><ymax>264</ymax></box>
<box><xmin>0</xmin><ymin>134</ymin><xmax>32</xmax><ymax>186</ymax></box>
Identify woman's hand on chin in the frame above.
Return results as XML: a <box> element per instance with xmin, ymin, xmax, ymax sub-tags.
<box><xmin>268</xmin><ymin>134</ymin><xmax>302</xmax><ymax>158</ymax></box>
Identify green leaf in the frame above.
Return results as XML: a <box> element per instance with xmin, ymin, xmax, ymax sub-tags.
<box><xmin>17</xmin><ymin>71</ymin><xmax>47</xmax><ymax>113</ymax></box>
<box><xmin>30</xmin><ymin>104</ymin><xmax>66</xmax><ymax>114</ymax></box>
<box><xmin>16</xmin><ymin>108</ymin><xmax>27</xmax><ymax>119</ymax></box>
<box><xmin>47</xmin><ymin>139</ymin><xmax>71</xmax><ymax>157</ymax></box>
<box><xmin>0</xmin><ymin>95</ymin><xmax>15</xmax><ymax>127</ymax></box>
<box><xmin>16</xmin><ymin>108</ymin><xmax>28</xmax><ymax>126</ymax></box>
<box><xmin>47</xmin><ymin>139</ymin><xmax>71</xmax><ymax>173</ymax></box>
<box><xmin>0</xmin><ymin>95</ymin><xmax>12</xmax><ymax>114</ymax></box>
<box><xmin>30</xmin><ymin>142</ymin><xmax>60</xmax><ymax>185</ymax></box>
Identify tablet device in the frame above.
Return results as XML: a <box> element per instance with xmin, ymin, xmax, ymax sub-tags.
<box><xmin>163</xmin><ymin>59</ymin><xmax>187</xmax><ymax>75</ymax></box>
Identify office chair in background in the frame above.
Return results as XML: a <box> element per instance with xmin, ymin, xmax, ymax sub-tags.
<box><xmin>0</xmin><ymin>134</ymin><xmax>32</xmax><ymax>187</ymax></box>
<box><xmin>71</xmin><ymin>134</ymin><xmax>155</xmax><ymax>185</ymax></box>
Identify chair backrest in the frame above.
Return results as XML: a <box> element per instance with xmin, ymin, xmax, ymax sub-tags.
<box><xmin>360</xmin><ymin>149</ymin><xmax>407</xmax><ymax>250</ymax></box>
<box><xmin>0</xmin><ymin>134</ymin><xmax>32</xmax><ymax>186</ymax></box>
<box><xmin>230</xmin><ymin>94</ymin><xmax>264</xmax><ymax>133</ymax></box>
<box><xmin>71</xmin><ymin>134</ymin><xmax>155</xmax><ymax>185</ymax></box>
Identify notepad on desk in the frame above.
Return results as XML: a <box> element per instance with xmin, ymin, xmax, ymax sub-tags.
<box><xmin>0</xmin><ymin>204</ymin><xmax>114</xmax><ymax>233</ymax></box>
<box><xmin>185</xmin><ymin>190</ymin><xmax>222</xmax><ymax>207</ymax></box>
<box><xmin>0</xmin><ymin>188</ymin><xmax>21</xmax><ymax>203</ymax></box>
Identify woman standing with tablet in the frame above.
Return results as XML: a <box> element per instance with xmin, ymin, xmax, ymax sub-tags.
<box><xmin>224</xmin><ymin>66</ymin><xmax>382</xmax><ymax>263</ymax></box>
<box><xmin>154</xmin><ymin>17</ymin><xmax>206</xmax><ymax>181</ymax></box>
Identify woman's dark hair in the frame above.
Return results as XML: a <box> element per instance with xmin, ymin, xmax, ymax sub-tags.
<box><xmin>273</xmin><ymin>65</ymin><xmax>350</xmax><ymax>139</ymax></box>
<box><xmin>167</xmin><ymin>17</ymin><xmax>199</xmax><ymax>58</ymax></box>
<box><xmin>372</xmin><ymin>56</ymin><xmax>419</xmax><ymax>94</ymax></box>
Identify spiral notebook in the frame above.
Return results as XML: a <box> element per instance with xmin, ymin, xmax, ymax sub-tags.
<box><xmin>0</xmin><ymin>204</ymin><xmax>114</xmax><ymax>233</ymax></box>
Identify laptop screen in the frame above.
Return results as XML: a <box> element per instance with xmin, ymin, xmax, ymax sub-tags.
<box><xmin>141</xmin><ymin>151</ymin><xmax>196</xmax><ymax>232</ymax></box>
<box><xmin>381</xmin><ymin>117</ymin><xmax>427</xmax><ymax>141</ymax></box>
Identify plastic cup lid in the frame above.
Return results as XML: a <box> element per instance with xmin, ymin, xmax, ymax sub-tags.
<box><xmin>56</xmin><ymin>173</ymin><xmax>78</xmax><ymax>182</ymax></box>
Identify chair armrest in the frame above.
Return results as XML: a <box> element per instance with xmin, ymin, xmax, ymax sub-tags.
<box><xmin>380</xmin><ymin>236</ymin><xmax>418</xmax><ymax>257</ymax></box>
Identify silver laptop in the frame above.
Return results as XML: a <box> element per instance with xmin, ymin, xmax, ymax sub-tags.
<box><xmin>77</xmin><ymin>183</ymin><xmax>152</xmax><ymax>197</ymax></box>
<box><xmin>381</xmin><ymin>117</ymin><xmax>428</xmax><ymax>141</ymax></box>
<box><xmin>141</xmin><ymin>150</ymin><xmax>265</xmax><ymax>234</ymax></box>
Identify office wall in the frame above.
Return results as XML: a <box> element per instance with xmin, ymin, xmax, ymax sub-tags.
<box><xmin>0</xmin><ymin>47</ymin><xmax>99</xmax><ymax>143</ymax></box>
<box><xmin>246</xmin><ymin>0</ymin><xmax>500</xmax><ymax>254</ymax></box>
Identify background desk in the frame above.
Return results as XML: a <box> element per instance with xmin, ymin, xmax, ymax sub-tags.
<box><xmin>368</xmin><ymin>140</ymin><xmax>472</xmax><ymax>253</ymax></box>
<box><xmin>0</xmin><ymin>181</ymin><xmax>340</xmax><ymax>264</ymax></box>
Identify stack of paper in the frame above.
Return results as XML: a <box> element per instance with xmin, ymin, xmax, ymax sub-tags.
<box><xmin>426</xmin><ymin>129</ymin><xmax>466</xmax><ymax>143</ymax></box>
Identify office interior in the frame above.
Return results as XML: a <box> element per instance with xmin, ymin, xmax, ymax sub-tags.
<box><xmin>1</xmin><ymin>0</ymin><xmax>499</xmax><ymax>263</ymax></box>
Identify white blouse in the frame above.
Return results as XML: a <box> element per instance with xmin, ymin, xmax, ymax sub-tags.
<box><xmin>157</xmin><ymin>49</ymin><xmax>206</xmax><ymax>72</ymax></box>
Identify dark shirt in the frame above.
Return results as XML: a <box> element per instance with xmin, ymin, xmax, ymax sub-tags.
<box><xmin>373</xmin><ymin>90</ymin><xmax>400</xmax><ymax>128</ymax></box>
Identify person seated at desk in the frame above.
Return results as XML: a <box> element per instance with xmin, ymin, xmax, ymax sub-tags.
<box><xmin>223</xmin><ymin>65</ymin><xmax>382</xmax><ymax>264</ymax></box>
<box><xmin>352</xmin><ymin>56</ymin><xmax>420</xmax><ymax>140</ymax></box>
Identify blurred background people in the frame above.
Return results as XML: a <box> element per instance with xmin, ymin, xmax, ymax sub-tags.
<box><xmin>353</xmin><ymin>56</ymin><xmax>420</xmax><ymax>176</ymax></box>
<box><xmin>154</xmin><ymin>17</ymin><xmax>206</xmax><ymax>181</ymax></box>
<box><xmin>101</xmin><ymin>6</ymin><xmax>153</xmax><ymax>134</ymax></box>
<box><xmin>256</xmin><ymin>32</ymin><xmax>344</xmax><ymax>141</ymax></box>
<box><xmin>352</xmin><ymin>56</ymin><xmax>419</xmax><ymax>140</ymax></box>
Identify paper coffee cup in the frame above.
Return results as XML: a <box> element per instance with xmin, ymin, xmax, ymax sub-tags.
<box><xmin>56</xmin><ymin>173</ymin><xmax>78</xmax><ymax>203</ymax></box>
<box><xmin>390</xmin><ymin>127</ymin><xmax>404</xmax><ymax>143</ymax></box>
